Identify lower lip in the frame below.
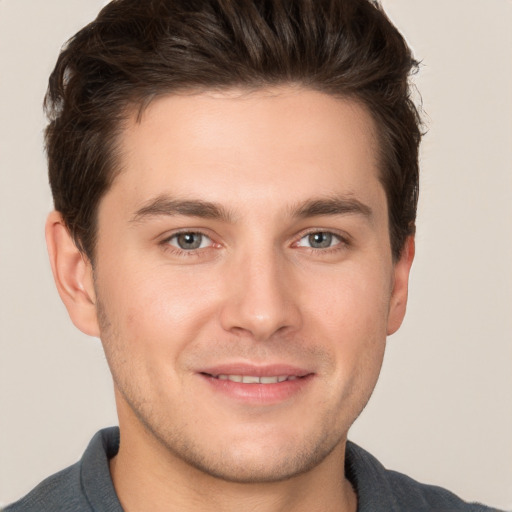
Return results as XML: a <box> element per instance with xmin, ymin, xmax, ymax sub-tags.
<box><xmin>199</xmin><ymin>374</ymin><xmax>314</xmax><ymax>404</ymax></box>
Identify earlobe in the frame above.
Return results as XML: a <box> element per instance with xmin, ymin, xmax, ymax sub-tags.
<box><xmin>387</xmin><ymin>236</ymin><xmax>415</xmax><ymax>336</ymax></box>
<box><xmin>45</xmin><ymin>211</ymin><xmax>100</xmax><ymax>337</ymax></box>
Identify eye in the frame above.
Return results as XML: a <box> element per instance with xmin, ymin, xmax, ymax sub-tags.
<box><xmin>296</xmin><ymin>231</ymin><xmax>342</xmax><ymax>249</ymax></box>
<box><xmin>167</xmin><ymin>232</ymin><xmax>212</xmax><ymax>250</ymax></box>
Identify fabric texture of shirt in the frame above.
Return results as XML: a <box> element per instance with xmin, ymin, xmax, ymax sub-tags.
<box><xmin>4</xmin><ymin>427</ymin><xmax>503</xmax><ymax>512</ymax></box>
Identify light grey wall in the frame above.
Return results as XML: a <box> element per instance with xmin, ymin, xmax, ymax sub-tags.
<box><xmin>1</xmin><ymin>1</ymin><xmax>511</xmax><ymax>509</ymax></box>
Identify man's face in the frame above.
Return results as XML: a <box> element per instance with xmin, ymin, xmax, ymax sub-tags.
<box><xmin>89</xmin><ymin>87</ymin><xmax>411</xmax><ymax>482</ymax></box>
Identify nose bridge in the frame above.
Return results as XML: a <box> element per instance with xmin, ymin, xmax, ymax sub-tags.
<box><xmin>220</xmin><ymin>243</ymin><xmax>301</xmax><ymax>340</ymax></box>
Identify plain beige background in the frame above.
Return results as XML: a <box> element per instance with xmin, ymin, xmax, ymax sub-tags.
<box><xmin>1</xmin><ymin>0</ymin><xmax>511</xmax><ymax>509</ymax></box>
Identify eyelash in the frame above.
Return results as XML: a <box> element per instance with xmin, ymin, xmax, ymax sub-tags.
<box><xmin>159</xmin><ymin>229</ymin><xmax>350</xmax><ymax>257</ymax></box>
<box><xmin>294</xmin><ymin>229</ymin><xmax>349</xmax><ymax>254</ymax></box>
<box><xmin>160</xmin><ymin>230</ymin><xmax>216</xmax><ymax>257</ymax></box>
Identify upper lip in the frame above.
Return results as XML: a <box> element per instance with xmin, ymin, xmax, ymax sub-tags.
<box><xmin>198</xmin><ymin>363</ymin><xmax>313</xmax><ymax>378</ymax></box>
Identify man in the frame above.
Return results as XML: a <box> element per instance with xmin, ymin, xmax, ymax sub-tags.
<box><xmin>4</xmin><ymin>0</ymin><xmax>504</xmax><ymax>511</ymax></box>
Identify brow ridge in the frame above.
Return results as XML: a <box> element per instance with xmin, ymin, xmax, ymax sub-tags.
<box><xmin>131</xmin><ymin>196</ymin><xmax>233</xmax><ymax>223</ymax></box>
<box><xmin>130</xmin><ymin>194</ymin><xmax>372</xmax><ymax>224</ymax></box>
<box><xmin>292</xmin><ymin>196</ymin><xmax>373</xmax><ymax>219</ymax></box>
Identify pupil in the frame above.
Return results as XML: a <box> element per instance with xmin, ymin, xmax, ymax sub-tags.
<box><xmin>309</xmin><ymin>232</ymin><xmax>332</xmax><ymax>248</ymax></box>
<box><xmin>178</xmin><ymin>233</ymin><xmax>201</xmax><ymax>249</ymax></box>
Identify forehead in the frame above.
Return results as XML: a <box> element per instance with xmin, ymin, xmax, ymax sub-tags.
<box><xmin>109</xmin><ymin>86</ymin><xmax>382</xmax><ymax>215</ymax></box>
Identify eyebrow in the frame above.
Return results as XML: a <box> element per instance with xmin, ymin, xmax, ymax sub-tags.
<box><xmin>130</xmin><ymin>196</ymin><xmax>234</xmax><ymax>223</ymax></box>
<box><xmin>130</xmin><ymin>194</ymin><xmax>372</xmax><ymax>224</ymax></box>
<box><xmin>291</xmin><ymin>196</ymin><xmax>373</xmax><ymax>220</ymax></box>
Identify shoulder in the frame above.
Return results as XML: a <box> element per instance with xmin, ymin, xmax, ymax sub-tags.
<box><xmin>383</xmin><ymin>468</ymin><xmax>499</xmax><ymax>511</ymax></box>
<box><xmin>4</xmin><ymin>428</ymin><xmax>121</xmax><ymax>512</ymax></box>
<box><xmin>3</xmin><ymin>462</ymin><xmax>89</xmax><ymax>512</ymax></box>
<box><xmin>345</xmin><ymin>441</ymin><xmax>503</xmax><ymax>512</ymax></box>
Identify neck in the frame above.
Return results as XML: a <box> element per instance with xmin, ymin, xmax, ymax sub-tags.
<box><xmin>110</xmin><ymin>420</ymin><xmax>357</xmax><ymax>512</ymax></box>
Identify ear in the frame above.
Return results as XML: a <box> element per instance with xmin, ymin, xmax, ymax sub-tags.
<box><xmin>387</xmin><ymin>236</ymin><xmax>415</xmax><ymax>335</ymax></box>
<box><xmin>45</xmin><ymin>211</ymin><xmax>100</xmax><ymax>337</ymax></box>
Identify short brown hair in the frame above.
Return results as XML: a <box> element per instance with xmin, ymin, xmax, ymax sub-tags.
<box><xmin>45</xmin><ymin>0</ymin><xmax>421</xmax><ymax>261</ymax></box>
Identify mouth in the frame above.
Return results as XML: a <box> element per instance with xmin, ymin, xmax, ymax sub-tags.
<box><xmin>201</xmin><ymin>373</ymin><xmax>303</xmax><ymax>384</ymax></box>
<box><xmin>197</xmin><ymin>365</ymin><xmax>314</xmax><ymax>404</ymax></box>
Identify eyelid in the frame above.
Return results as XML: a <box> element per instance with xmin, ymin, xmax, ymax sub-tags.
<box><xmin>158</xmin><ymin>227</ymin><xmax>350</xmax><ymax>256</ymax></box>
<box><xmin>166</xmin><ymin>231</ymin><xmax>213</xmax><ymax>249</ymax></box>
<box><xmin>294</xmin><ymin>228</ymin><xmax>349</xmax><ymax>246</ymax></box>
<box><xmin>159</xmin><ymin>228</ymin><xmax>220</xmax><ymax>255</ymax></box>
<box><xmin>292</xmin><ymin>228</ymin><xmax>351</xmax><ymax>254</ymax></box>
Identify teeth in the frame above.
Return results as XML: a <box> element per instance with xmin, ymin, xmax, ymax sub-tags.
<box><xmin>260</xmin><ymin>376</ymin><xmax>279</xmax><ymax>384</ymax></box>
<box><xmin>215</xmin><ymin>375</ymin><xmax>295</xmax><ymax>384</ymax></box>
<box><xmin>242</xmin><ymin>375</ymin><xmax>260</xmax><ymax>384</ymax></box>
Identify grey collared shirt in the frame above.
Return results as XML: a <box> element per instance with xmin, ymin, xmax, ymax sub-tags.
<box><xmin>4</xmin><ymin>427</ymin><xmax>502</xmax><ymax>512</ymax></box>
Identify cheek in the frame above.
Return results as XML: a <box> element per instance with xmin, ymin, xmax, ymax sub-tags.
<box><xmin>298</xmin><ymin>264</ymin><xmax>389</xmax><ymax>423</ymax></box>
<box><xmin>98</xmin><ymin>262</ymin><xmax>222</xmax><ymax>353</ymax></box>
<box><xmin>304</xmin><ymin>261</ymin><xmax>392</xmax><ymax>335</ymax></box>
<box><xmin>302</xmin><ymin>261</ymin><xmax>390</xmax><ymax>389</ymax></box>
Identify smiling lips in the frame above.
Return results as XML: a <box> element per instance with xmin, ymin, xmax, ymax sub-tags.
<box><xmin>199</xmin><ymin>365</ymin><xmax>313</xmax><ymax>403</ymax></box>
<box><xmin>207</xmin><ymin>374</ymin><xmax>300</xmax><ymax>384</ymax></box>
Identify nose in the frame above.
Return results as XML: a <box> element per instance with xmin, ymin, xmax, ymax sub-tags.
<box><xmin>219</xmin><ymin>249</ymin><xmax>302</xmax><ymax>341</ymax></box>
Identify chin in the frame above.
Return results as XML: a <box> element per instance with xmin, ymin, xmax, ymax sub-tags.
<box><xmin>151</xmin><ymin>421</ymin><xmax>347</xmax><ymax>484</ymax></box>
<box><xmin>178</xmin><ymin>445</ymin><xmax>339</xmax><ymax>484</ymax></box>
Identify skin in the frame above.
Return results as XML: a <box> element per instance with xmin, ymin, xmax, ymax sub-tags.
<box><xmin>46</xmin><ymin>86</ymin><xmax>414</xmax><ymax>512</ymax></box>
